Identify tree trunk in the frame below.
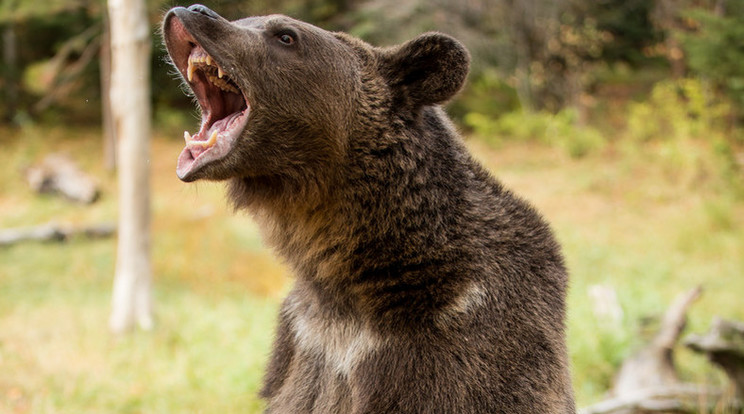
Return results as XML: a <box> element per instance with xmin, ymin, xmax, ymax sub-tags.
<box><xmin>3</xmin><ymin>24</ymin><xmax>18</xmax><ymax>123</ymax></box>
<box><xmin>108</xmin><ymin>0</ymin><xmax>154</xmax><ymax>334</ymax></box>
<box><xmin>100</xmin><ymin>10</ymin><xmax>116</xmax><ymax>171</ymax></box>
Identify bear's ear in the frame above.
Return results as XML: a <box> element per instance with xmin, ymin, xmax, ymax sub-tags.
<box><xmin>379</xmin><ymin>32</ymin><xmax>470</xmax><ymax>108</ymax></box>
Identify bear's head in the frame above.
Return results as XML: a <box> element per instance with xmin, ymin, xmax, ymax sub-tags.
<box><xmin>163</xmin><ymin>5</ymin><xmax>469</xmax><ymax>183</ymax></box>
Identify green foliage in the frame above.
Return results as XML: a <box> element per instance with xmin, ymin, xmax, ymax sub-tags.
<box><xmin>0</xmin><ymin>0</ymin><xmax>91</xmax><ymax>23</ymax></box>
<box><xmin>625</xmin><ymin>78</ymin><xmax>744</xmax><ymax>196</ymax></box>
<box><xmin>681</xmin><ymin>3</ymin><xmax>744</xmax><ymax>112</ymax></box>
<box><xmin>574</xmin><ymin>0</ymin><xmax>660</xmax><ymax>66</ymax></box>
<box><xmin>465</xmin><ymin>108</ymin><xmax>605</xmax><ymax>158</ymax></box>
<box><xmin>627</xmin><ymin>78</ymin><xmax>730</xmax><ymax>142</ymax></box>
<box><xmin>448</xmin><ymin>70</ymin><xmax>519</xmax><ymax>122</ymax></box>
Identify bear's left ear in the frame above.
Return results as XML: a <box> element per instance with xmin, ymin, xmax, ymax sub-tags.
<box><xmin>379</xmin><ymin>32</ymin><xmax>470</xmax><ymax>108</ymax></box>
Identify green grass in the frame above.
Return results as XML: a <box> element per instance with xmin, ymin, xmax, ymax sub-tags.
<box><xmin>1</xmin><ymin>124</ymin><xmax>743</xmax><ymax>412</ymax></box>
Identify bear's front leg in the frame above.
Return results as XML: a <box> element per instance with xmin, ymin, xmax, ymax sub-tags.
<box><xmin>260</xmin><ymin>304</ymin><xmax>296</xmax><ymax>402</ymax></box>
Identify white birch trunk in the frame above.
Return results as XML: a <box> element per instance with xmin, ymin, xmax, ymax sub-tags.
<box><xmin>108</xmin><ymin>0</ymin><xmax>154</xmax><ymax>333</ymax></box>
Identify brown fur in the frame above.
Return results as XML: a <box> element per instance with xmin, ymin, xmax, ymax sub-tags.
<box><xmin>164</xmin><ymin>5</ymin><xmax>575</xmax><ymax>413</ymax></box>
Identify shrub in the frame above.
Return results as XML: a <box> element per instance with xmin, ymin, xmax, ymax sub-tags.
<box><xmin>465</xmin><ymin>108</ymin><xmax>605</xmax><ymax>158</ymax></box>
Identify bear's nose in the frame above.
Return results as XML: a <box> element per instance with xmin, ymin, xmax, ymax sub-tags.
<box><xmin>187</xmin><ymin>4</ymin><xmax>219</xmax><ymax>19</ymax></box>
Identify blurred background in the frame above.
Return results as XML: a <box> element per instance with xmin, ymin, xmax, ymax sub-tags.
<box><xmin>1</xmin><ymin>0</ymin><xmax>743</xmax><ymax>412</ymax></box>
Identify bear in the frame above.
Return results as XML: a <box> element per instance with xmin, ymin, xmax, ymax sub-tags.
<box><xmin>163</xmin><ymin>5</ymin><xmax>575</xmax><ymax>413</ymax></box>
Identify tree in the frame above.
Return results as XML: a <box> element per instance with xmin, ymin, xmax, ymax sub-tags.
<box><xmin>107</xmin><ymin>0</ymin><xmax>153</xmax><ymax>334</ymax></box>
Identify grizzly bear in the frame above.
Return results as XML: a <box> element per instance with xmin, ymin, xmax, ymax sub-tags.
<box><xmin>163</xmin><ymin>4</ymin><xmax>575</xmax><ymax>413</ymax></box>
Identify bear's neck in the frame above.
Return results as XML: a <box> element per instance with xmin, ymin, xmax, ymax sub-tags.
<box><xmin>230</xmin><ymin>107</ymin><xmax>486</xmax><ymax>306</ymax></box>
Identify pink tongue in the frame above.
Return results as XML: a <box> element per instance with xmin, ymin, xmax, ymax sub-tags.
<box><xmin>188</xmin><ymin>143</ymin><xmax>209</xmax><ymax>159</ymax></box>
<box><xmin>187</xmin><ymin>112</ymin><xmax>242</xmax><ymax>159</ymax></box>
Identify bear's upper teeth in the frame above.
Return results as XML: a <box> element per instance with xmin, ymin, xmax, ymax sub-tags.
<box><xmin>187</xmin><ymin>60</ymin><xmax>196</xmax><ymax>81</ymax></box>
<box><xmin>187</xmin><ymin>51</ymin><xmax>228</xmax><ymax>84</ymax></box>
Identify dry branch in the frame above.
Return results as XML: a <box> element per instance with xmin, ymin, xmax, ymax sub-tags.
<box><xmin>686</xmin><ymin>317</ymin><xmax>744</xmax><ymax>399</ymax></box>
<box><xmin>0</xmin><ymin>222</ymin><xmax>116</xmax><ymax>246</ymax></box>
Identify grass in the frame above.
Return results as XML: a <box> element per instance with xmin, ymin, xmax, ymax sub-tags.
<box><xmin>1</xmin><ymin>123</ymin><xmax>743</xmax><ymax>412</ymax></box>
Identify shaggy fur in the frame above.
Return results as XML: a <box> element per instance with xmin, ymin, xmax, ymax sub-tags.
<box><xmin>163</xmin><ymin>5</ymin><xmax>575</xmax><ymax>413</ymax></box>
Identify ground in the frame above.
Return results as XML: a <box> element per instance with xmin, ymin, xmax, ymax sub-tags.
<box><xmin>1</xmin><ymin>125</ymin><xmax>742</xmax><ymax>413</ymax></box>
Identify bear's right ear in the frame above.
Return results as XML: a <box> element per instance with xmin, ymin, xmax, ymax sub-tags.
<box><xmin>379</xmin><ymin>32</ymin><xmax>470</xmax><ymax>109</ymax></box>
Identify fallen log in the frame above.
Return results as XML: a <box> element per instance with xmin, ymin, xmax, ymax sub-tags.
<box><xmin>579</xmin><ymin>384</ymin><xmax>726</xmax><ymax>414</ymax></box>
<box><xmin>24</xmin><ymin>153</ymin><xmax>100</xmax><ymax>204</ymax></box>
<box><xmin>0</xmin><ymin>222</ymin><xmax>116</xmax><ymax>246</ymax></box>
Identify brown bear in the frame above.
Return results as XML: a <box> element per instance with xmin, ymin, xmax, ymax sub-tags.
<box><xmin>163</xmin><ymin>5</ymin><xmax>575</xmax><ymax>413</ymax></box>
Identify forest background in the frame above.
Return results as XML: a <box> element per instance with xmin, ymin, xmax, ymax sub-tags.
<box><xmin>1</xmin><ymin>0</ymin><xmax>743</xmax><ymax>412</ymax></box>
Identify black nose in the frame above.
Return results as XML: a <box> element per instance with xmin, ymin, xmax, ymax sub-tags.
<box><xmin>187</xmin><ymin>4</ymin><xmax>219</xmax><ymax>19</ymax></box>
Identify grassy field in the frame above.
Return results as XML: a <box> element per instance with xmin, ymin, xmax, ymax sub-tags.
<box><xmin>1</xmin><ymin>124</ymin><xmax>742</xmax><ymax>413</ymax></box>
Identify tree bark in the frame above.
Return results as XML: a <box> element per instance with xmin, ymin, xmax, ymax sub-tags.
<box><xmin>108</xmin><ymin>0</ymin><xmax>154</xmax><ymax>334</ymax></box>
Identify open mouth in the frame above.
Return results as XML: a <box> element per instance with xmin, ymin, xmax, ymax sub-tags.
<box><xmin>166</xmin><ymin>16</ymin><xmax>250</xmax><ymax>180</ymax></box>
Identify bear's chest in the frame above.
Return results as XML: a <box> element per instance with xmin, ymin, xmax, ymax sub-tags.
<box><xmin>267</xmin><ymin>293</ymin><xmax>386</xmax><ymax>413</ymax></box>
<box><xmin>287</xmin><ymin>296</ymin><xmax>383</xmax><ymax>378</ymax></box>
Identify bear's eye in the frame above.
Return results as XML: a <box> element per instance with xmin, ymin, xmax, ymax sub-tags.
<box><xmin>277</xmin><ymin>32</ymin><xmax>296</xmax><ymax>46</ymax></box>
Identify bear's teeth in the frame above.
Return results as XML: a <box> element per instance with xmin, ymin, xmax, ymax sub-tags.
<box><xmin>187</xmin><ymin>60</ymin><xmax>195</xmax><ymax>82</ymax></box>
<box><xmin>206</xmin><ymin>55</ymin><xmax>212</xmax><ymax>66</ymax></box>
<box><xmin>184</xmin><ymin>130</ymin><xmax>192</xmax><ymax>143</ymax></box>
<box><xmin>206</xmin><ymin>130</ymin><xmax>218</xmax><ymax>147</ymax></box>
<box><xmin>188</xmin><ymin>131</ymin><xmax>219</xmax><ymax>149</ymax></box>
<box><xmin>207</xmin><ymin>74</ymin><xmax>239</xmax><ymax>94</ymax></box>
<box><xmin>218</xmin><ymin>66</ymin><xmax>224</xmax><ymax>79</ymax></box>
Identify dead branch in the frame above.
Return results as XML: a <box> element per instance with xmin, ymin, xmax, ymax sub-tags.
<box><xmin>0</xmin><ymin>222</ymin><xmax>116</xmax><ymax>246</ymax></box>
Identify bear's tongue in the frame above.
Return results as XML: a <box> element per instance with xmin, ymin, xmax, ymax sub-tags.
<box><xmin>183</xmin><ymin>111</ymin><xmax>244</xmax><ymax>159</ymax></box>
